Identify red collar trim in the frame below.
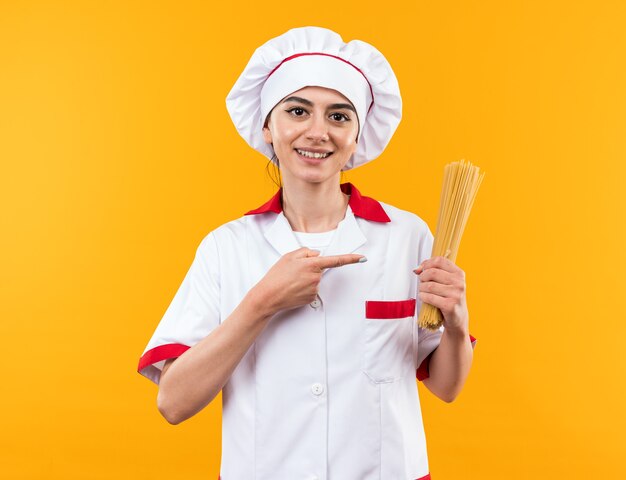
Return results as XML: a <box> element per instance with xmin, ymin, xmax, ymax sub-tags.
<box><xmin>244</xmin><ymin>182</ymin><xmax>391</xmax><ymax>223</ymax></box>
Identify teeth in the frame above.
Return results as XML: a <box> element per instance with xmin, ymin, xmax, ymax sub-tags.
<box><xmin>296</xmin><ymin>149</ymin><xmax>331</xmax><ymax>159</ymax></box>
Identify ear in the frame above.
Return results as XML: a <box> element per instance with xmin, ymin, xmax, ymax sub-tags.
<box><xmin>262</xmin><ymin>125</ymin><xmax>273</xmax><ymax>145</ymax></box>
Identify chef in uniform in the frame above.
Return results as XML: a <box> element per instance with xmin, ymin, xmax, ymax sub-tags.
<box><xmin>137</xmin><ymin>26</ymin><xmax>477</xmax><ymax>480</ymax></box>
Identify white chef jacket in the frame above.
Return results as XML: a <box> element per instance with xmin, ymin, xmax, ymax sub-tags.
<box><xmin>137</xmin><ymin>182</ymin><xmax>477</xmax><ymax>480</ymax></box>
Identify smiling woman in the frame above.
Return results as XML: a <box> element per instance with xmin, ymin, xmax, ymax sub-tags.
<box><xmin>137</xmin><ymin>26</ymin><xmax>477</xmax><ymax>480</ymax></box>
<box><xmin>262</xmin><ymin>86</ymin><xmax>359</xmax><ymax>193</ymax></box>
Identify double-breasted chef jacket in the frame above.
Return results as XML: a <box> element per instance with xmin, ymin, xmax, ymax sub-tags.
<box><xmin>138</xmin><ymin>182</ymin><xmax>477</xmax><ymax>480</ymax></box>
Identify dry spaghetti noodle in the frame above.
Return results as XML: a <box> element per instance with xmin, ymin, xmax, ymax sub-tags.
<box><xmin>418</xmin><ymin>159</ymin><xmax>485</xmax><ymax>331</ymax></box>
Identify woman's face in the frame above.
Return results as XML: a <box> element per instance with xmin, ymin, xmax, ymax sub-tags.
<box><xmin>262</xmin><ymin>86</ymin><xmax>359</xmax><ymax>184</ymax></box>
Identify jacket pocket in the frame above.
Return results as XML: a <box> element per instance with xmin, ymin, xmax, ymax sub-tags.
<box><xmin>363</xmin><ymin>298</ymin><xmax>416</xmax><ymax>383</ymax></box>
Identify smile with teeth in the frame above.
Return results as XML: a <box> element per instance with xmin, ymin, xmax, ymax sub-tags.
<box><xmin>296</xmin><ymin>149</ymin><xmax>332</xmax><ymax>159</ymax></box>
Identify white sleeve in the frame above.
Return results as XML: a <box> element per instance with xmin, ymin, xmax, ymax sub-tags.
<box><xmin>137</xmin><ymin>231</ymin><xmax>221</xmax><ymax>385</ymax></box>
<box><xmin>413</xmin><ymin>222</ymin><xmax>478</xmax><ymax>381</ymax></box>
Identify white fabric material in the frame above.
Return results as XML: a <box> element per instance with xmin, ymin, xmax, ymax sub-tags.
<box><xmin>292</xmin><ymin>228</ymin><xmax>337</xmax><ymax>255</ymax></box>
<box><xmin>260</xmin><ymin>54</ymin><xmax>371</xmax><ymax>141</ymax></box>
<box><xmin>138</xmin><ymin>233</ymin><xmax>221</xmax><ymax>385</ymax></box>
<box><xmin>137</xmin><ymin>194</ymin><xmax>477</xmax><ymax>478</ymax></box>
<box><xmin>225</xmin><ymin>26</ymin><xmax>402</xmax><ymax>171</ymax></box>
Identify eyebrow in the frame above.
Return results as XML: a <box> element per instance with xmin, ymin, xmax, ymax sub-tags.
<box><xmin>281</xmin><ymin>96</ymin><xmax>356</xmax><ymax>113</ymax></box>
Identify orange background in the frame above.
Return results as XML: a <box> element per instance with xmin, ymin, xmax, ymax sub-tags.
<box><xmin>1</xmin><ymin>1</ymin><xmax>625</xmax><ymax>478</ymax></box>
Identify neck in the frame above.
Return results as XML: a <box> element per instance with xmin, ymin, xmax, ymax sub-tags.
<box><xmin>281</xmin><ymin>177</ymin><xmax>349</xmax><ymax>233</ymax></box>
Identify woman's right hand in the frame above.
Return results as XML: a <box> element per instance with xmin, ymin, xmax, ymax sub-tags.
<box><xmin>252</xmin><ymin>247</ymin><xmax>366</xmax><ymax>316</ymax></box>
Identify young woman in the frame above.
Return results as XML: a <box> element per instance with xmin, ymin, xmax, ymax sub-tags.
<box><xmin>137</xmin><ymin>26</ymin><xmax>477</xmax><ymax>480</ymax></box>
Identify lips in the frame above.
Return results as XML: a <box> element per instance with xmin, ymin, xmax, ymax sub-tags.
<box><xmin>295</xmin><ymin>148</ymin><xmax>333</xmax><ymax>159</ymax></box>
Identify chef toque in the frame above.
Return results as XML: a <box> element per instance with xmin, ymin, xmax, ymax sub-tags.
<box><xmin>225</xmin><ymin>26</ymin><xmax>402</xmax><ymax>171</ymax></box>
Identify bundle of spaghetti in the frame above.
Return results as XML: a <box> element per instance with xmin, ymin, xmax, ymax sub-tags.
<box><xmin>418</xmin><ymin>159</ymin><xmax>485</xmax><ymax>331</ymax></box>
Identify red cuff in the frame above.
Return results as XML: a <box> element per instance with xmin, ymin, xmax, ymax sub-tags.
<box><xmin>137</xmin><ymin>343</ymin><xmax>190</xmax><ymax>373</ymax></box>
<box><xmin>416</xmin><ymin>350</ymin><xmax>435</xmax><ymax>381</ymax></box>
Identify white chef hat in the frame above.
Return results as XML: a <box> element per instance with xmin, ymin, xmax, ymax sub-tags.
<box><xmin>225</xmin><ymin>26</ymin><xmax>402</xmax><ymax>171</ymax></box>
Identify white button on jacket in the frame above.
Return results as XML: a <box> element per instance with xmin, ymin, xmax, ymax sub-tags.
<box><xmin>138</xmin><ymin>182</ymin><xmax>477</xmax><ymax>480</ymax></box>
<box><xmin>311</xmin><ymin>383</ymin><xmax>325</xmax><ymax>396</ymax></box>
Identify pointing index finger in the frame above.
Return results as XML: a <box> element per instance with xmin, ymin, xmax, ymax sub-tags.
<box><xmin>315</xmin><ymin>254</ymin><xmax>367</xmax><ymax>270</ymax></box>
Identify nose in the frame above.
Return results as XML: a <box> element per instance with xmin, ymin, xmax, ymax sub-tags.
<box><xmin>305</xmin><ymin>114</ymin><xmax>329</xmax><ymax>142</ymax></box>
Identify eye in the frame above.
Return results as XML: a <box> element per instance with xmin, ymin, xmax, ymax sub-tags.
<box><xmin>285</xmin><ymin>107</ymin><xmax>308</xmax><ymax>117</ymax></box>
<box><xmin>330</xmin><ymin>112</ymin><xmax>350</xmax><ymax>122</ymax></box>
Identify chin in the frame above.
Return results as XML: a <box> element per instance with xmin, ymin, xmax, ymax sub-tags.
<box><xmin>280</xmin><ymin>158</ymin><xmax>346</xmax><ymax>184</ymax></box>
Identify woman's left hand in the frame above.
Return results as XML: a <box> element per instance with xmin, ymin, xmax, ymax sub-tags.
<box><xmin>413</xmin><ymin>256</ymin><xmax>469</xmax><ymax>334</ymax></box>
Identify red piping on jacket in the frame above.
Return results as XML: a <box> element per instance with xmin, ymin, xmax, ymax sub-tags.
<box><xmin>365</xmin><ymin>298</ymin><xmax>417</xmax><ymax>319</ymax></box>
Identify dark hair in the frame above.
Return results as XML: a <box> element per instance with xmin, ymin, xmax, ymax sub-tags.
<box><xmin>265</xmin><ymin>154</ymin><xmax>282</xmax><ymax>188</ymax></box>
